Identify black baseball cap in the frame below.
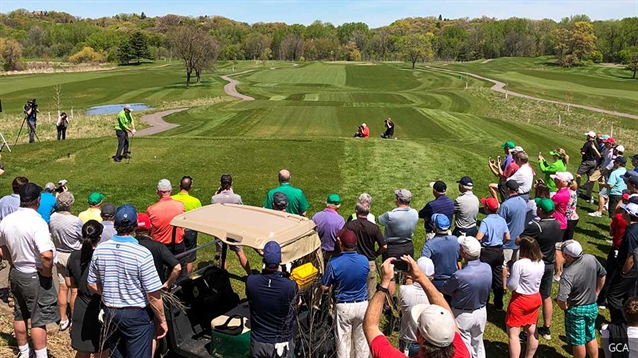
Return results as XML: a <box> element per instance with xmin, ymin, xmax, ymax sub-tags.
<box><xmin>615</xmin><ymin>156</ymin><xmax>627</xmax><ymax>165</ymax></box>
<box><xmin>631</xmin><ymin>154</ymin><xmax>638</xmax><ymax>161</ymax></box>
<box><xmin>19</xmin><ymin>183</ymin><xmax>42</xmax><ymax>203</ymax></box>
<box><xmin>505</xmin><ymin>180</ymin><xmax>519</xmax><ymax>191</ymax></box>
<box><xmin>430</xmin><ymin>181</ymin><xmax>447</xmax><ymax>193</ymax></box>
<box><xmin>457</xmin><ymin>176</ymin><xmax>473</xmax><ymax>187</ymax></box>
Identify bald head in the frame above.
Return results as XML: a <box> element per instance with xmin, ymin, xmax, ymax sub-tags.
<box><xmin>278</xmin><ymin>169</ymin><xmax>291</xmax><ymax>184</ymax></box>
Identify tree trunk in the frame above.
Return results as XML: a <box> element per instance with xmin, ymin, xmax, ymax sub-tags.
<box><xmin>186</xmin><ymin>70</ymin><xmax>192</xmax><ymax>88</ymax></box>
<box><xmin>633</xmin><ymin>68</ymin><xmax>636</xmax><ymax>79</ymax></box>
<box><xmin>411</xmin><ymin>59</ymin><xmax>416</xmax><ymax>69</ymax></box>
<box><xmin>196</xmin><ymin>69</ymin><xmax>201</xmax><ymax>83</ymax></box>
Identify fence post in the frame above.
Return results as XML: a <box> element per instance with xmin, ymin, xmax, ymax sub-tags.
<box><xmin>559</xmin><ymin>114</ymin><xmax>561</xmax><ymax>127</ymax></box>
<box><xmin>48</xmin><ymin>112</ymin><xmax>51</xmax><ymax>123</ymax></box>
<box><xmin>71</xmin><ymin>108</ymin><xmax>74</xmax><ymax>120</ymax></box>
<box><xmin>610</xmin><ymin>124</ymin><xmax>613</xmax><ymax>137</ymax></box>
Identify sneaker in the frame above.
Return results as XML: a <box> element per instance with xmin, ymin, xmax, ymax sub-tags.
<box><xmin>553</xmin><ymin>275</ymin><xmax>561</xmax><ymax>282</ymax></box>
<box><xmin>599</xmin><ymin>305</ymin><xmax>607</xmax><ymax>310</ymax></box>
<box><xmin>17</xmin><ymin>351</ymin><xmax>34</xmax><ymax>358</ymax></box>
<box><xmin>519</xmin><ymin>331</ymin><xmax>528</xmax><ymax>342</ymax></box>
<box><xmin>59</xmin><ymin>319</ymin><xmax>70</xmax><ymax>331</ymax></box>
<box><xmin>113</xmin><ymin>157</ymin><xmax>122</xmax><ymax>162</ymax></box>
<box><xmin>538</xmin><ymin>326</ymin><xmax>551</xmax><ymax>340</ymax></box>
<box><xmin>588</xmin><ymin>211</ymin><xmax>602</xmax><ymax>217</ymax></box>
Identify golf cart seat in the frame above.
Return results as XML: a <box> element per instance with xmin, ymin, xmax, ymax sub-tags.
<box><xmin>210</xmin><ymin>302</ymin><xmax>251</xmax><ymax>357</ymax></box>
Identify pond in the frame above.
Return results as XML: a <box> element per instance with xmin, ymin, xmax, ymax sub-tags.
<box><xmin>86</xmin><ymin>103</ymin><xmax>153</xmax><ymax>115</ymax></box>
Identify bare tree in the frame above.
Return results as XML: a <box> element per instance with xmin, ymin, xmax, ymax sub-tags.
<box><xmin>170</xmin><ymin>26</ymin><xmax>221</xmax><ymax>87</ymax></box>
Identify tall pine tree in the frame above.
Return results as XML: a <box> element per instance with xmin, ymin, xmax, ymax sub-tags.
<box><xmin>129</xmin><ymin>31</ymin><xmax>150</xmax><ymax>64</ymax></box>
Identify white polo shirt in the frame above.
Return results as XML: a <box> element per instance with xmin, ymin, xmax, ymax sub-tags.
<box><xmin>508</xmin><ymin>163</ymin><xmax>534</xmax><ymax>195</ymax></box>
<box><xmin>0</xmin><ymin>207</ymin><xmax>55</xmax><ymax>273</ymax></box>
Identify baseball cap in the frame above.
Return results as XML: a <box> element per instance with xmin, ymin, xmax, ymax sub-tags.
<box><xmin>273</xmin><ymin>192</ymin><xmax>288</xmax><ymax>207</ymax></box>
<box><xmin>561</xmin><ymin>240</ymin><xmax>583</xmax><ymax>258</ymax></box>
<box><xmin>457</xmin><ymin>176</ymin><xmax>473</xmax><ymax>187</ymax></box>
<box><xmin>600</xmin><ymin>134</ymin><xmax>610</xmax><ymax>140</ymax></box>
<box><xmin>326</xmin><ymin>193</ymin><xmax>341</xmax><ymax>206</ymax></box>
<box><xmin>56</xmin><ymin>191</ymin><xmax>74</xmax><ymax>208</ymax></box>
<box><xmin>535</xmin><ymin>197</ymin><xmax>556</xmax><ymax>214</ymax></box>
<box><xmin>136</xmin><ymin>212</ymin><xmax>151</xmax><ymax>232</ymax></box>
<box><xmin>430</xmin><ymin>181</ymin><xmax>447</xmax><ymax>193</ymax></box>
<box><xmin>101</xmin><ymin>203</ymin><xmax>116</xmax><ymax>218</ymax></box>
<box><xmin>417</xmin><ymin>257</ymin><xmax>435</xmax><ymax>277</ymax></box>
<box><xmin>548</xmin><ymin>150</ymin><xmax>564</xmax><ymax>158</ymax></box>
<box><xmin>44</xmin><ymin>182</ymin><xmax>56</xmax><ymax>193</ymax></box>
<box><xmin>615</xmin><ymin>156</ymin><xmax>627</xmax><ymax>165</ymax></box>
<box><xmin>88</xmin><ymin>191</ymin><xmax>105</xmax><ymax>205</ymax></box>
<box><xmin>20</xmin><ymin>183</ymin><xmax>42</xmax><ymax>203</ymax></box>
<box><xmin>616</xmin><ymin>145</ymin><xmax>625</xmax><ymax>153</ymax></box>
<box><xmin>410</xmin><ymin>304</ymin><xmax>456</xmax><ymax>348</ymax></box>
<box><xmin>631</xmin><ymin>154</ymin><xmax>638</xmax><ymax>161</ymax></box>
<box><xmin>458</xmin><ymin>236</ymin><xmax>481</xmax><ymax>258</ymax></box>
<box><xmin>337</xmin><ymin>228</ymin><xmax>358</xmax><ymax>248</ymax></box>
<box><xmin>263</xmin><ymin>241</ymin><xmax>282</xmax><ymax>267</ymax></box>
<box><xmin>157</xmin><ymin>179</ymin><xmax>172</xmax><ymax>192</ymax></box>
<box><xmin>621</xmin><ymin>203</ymin><xmax>638</xmax><ymax>218</ymax></box>
<box><xmin>626</xmin><ymin>171</ymin><xmax>638</xmax><ymax>179</ymax></box>
<box><xmin>585</xmin><ymin>131</ymin><xmax>596</xmax><ymax>138</ymax></box>
<box><xmin>511</xmin><ymin>146</ymin><xmax>525</xmax><ymax>154</ymax></box>
<box><xmin>603</xmin><ymin>137</ymin><xmax>616</xmax><ymax>144</ymax></box>
<box><xmin>431</xmin><ymin>213</ymin><xmax>451</xmax><ymax>232</ymax></box>
<box><xmin>627</xmin><ymin>176</ymin><xmax>638</xmax><ymax>187</ymax></box>
<box><xmin>395</xmin><ymin>189</ymin><xmax>412</xmax><ymax>202</ymax></box>
<box><xmin>501</xmin><ymin>141</ymin><xmax>515</xmax><ymax>149</ymax></box>
<box><xmin>115</xmin><ymin>204</ymin><xmax>137</xmax><ymax>227</ymax></box>
<box><xmin>480</xmin><ymin>197</ymin><xmax>499</xmax><ymax>212</ymax></box>
<box><xmin>550</xmin><ymin>172</ymin><xmax>573</xmax><ymax>182</ymax></box>
<box><xmin>505</xmin><ymin>179</ymin><xmax>519</xmax><ymax>191</ymax></box>
<box><xmin>124</xmin><ymin>104</ymin><xmax>132</xmax><ymax>111</ymax></box>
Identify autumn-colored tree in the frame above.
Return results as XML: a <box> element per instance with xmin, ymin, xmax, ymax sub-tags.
<box><xmin>552</xmin><ymin>21</ymin><xmax>597</xmax><ymax>67</ymax></box>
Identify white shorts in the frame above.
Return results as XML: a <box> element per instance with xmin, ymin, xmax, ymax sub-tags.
<box><xmin>503</xmin><ymin>249</ymin><xmax>519</xmax><ymax>268</ymax></box>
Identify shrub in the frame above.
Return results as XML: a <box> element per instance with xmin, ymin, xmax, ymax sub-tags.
<box><xmin>69</xmin><ymin>46</ymin><xmax>106</xmax><ymax>64</ymax></box>
<box><xmin>591</xmin><ymin>50</ymin><xmax>603</xmax><ymax>63</ymax></box>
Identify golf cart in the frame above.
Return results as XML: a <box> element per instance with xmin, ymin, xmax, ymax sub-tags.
<box><xmin>161</xmin><ymin>204</ymin><xmax>334</xmax><ymax>358</ymax></box>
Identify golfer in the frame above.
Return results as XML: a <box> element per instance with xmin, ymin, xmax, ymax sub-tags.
<box><xmin>112</xmin><ymin>104</ymin><xmax>136</xmax><ymax>162</ymax></box>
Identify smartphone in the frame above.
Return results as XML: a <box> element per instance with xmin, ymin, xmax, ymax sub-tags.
<box><xmin>393</xmin><ymin>259</ymin><xmax>409</xmax><ymax>271</ymax></box>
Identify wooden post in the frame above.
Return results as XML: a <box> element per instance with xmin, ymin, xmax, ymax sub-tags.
<box><xmin>567</xmin><ymin>104</ymin><xmax>570</xmax><ymax>113</ymax></box>
<box><xmin>465</xmin><ymin>81</ymin><xmax>468</xmax><ymax>90</ymax></box>
<box><xmin>71</xmin><ymin>108</ymin><xmax>74</xmax><ymax>120</ymax></box>
<box><xmin>559</xmin><ymin>114</ymin><xmax>562</xmax><ymax>126</ymax></box>
<box><xmin>610</xmin><ymin>124</ymin><xmax>614</xmax><ymax>137</ymax></box>
<box><xmin>48</xmin><ymin>112</ymin><xmax>51</xmax><ymax>123</ymax></box>
<box><xmin>505</xmin><ymin>83</ymin><xmax>508</xmax><ymax>100</ymax></box>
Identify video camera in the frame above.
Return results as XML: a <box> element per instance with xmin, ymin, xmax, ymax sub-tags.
<box><xmin>30</xmin><ymin>98</ymin><xmax>37</xmax><ymax>109</ymax></box>
<box><xmin>55</xmin><ymin>179</ymin><xmax>68</xmax><ymax>193</ymax></box>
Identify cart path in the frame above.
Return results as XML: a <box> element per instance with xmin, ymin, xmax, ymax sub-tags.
<box><xmin>221</xmin><ymin>70</ymin><xmax>255</xmax><ymax>101</ymax></box>
<box><xmin>425</xmin><ymin>66</ymin><xmax>638</xmax><ymax>120</ymax></box>
<box><xmin>135</xmin><ymin>108</ymin><xmax>189</xmax><ymax>137</ymax></box>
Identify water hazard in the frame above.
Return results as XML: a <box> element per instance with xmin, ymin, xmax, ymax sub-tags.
<box><xmin>86</xmin><ymin>103</ymin><xmax>152</xmax><ymax>115</ymax></box>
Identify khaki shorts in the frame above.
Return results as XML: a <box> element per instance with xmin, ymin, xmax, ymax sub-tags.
<box><xmin>55</xmin><ymin>251</ymin><xmax>71</xmax><ymax>285</ymax></box>
<box><xmin>503</xmin><ymin>249</ymin><xmax>519</xmax><ymax>268</ymax></box>
<box><xmin>367</xmin><ymin>260</ymin><xmax>377</xmax><ymax>299</ymax></box>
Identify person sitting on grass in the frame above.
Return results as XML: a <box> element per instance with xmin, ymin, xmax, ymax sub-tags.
<box><xmin>381</xmin><ymin>118</ymin><xmax>394</xmax><ymax>139</ymax></box>
<box><xmin>364</xmin><ymin>256</ymin><xmax>471</xmax><ymax>358</ymax></box>
<box><xmin>353</xmin><ymin>123</ymin><xmax>370</xmax><ymax>138</ymax></box>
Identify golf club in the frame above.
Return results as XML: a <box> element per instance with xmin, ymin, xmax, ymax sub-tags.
<box><xmin>126</xmin><ymin>134</ymin><xmax>133</xmax><ymax>164</ymax></box>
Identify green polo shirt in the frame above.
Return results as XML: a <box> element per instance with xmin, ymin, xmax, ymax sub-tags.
<box><xmin>115</xmin><ymin>110</ymin><xmax>134</xmax><ymax>131</ymax></box>
<box><xmin>263</xmin><ymin>183</ymin><xmax>309</xmax><ymax>215</ymax></box>
<box><xmin>539</xmin><ymin>159</ymin><xmax>566</xmax><ymax>192</ymax></box>
<box><xmin>171</xmin><ymin>192</ymin><xmax>202</xmax><ymax>212</ymax></box>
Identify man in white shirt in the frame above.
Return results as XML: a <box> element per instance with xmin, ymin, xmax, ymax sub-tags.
<box><xmin>601</xmin><ymin>296</ymin><xmax>638</xmax><ymax>358</ymax></box>
<box><xmin>0</xmin><ymin>183</ymin><xmax>58</xmax><ymax>358</ymax></box>
<box><xmin>507</xmin><ymin>151</ymin><xmax>534</xmax><ymax>200</ymax></box>
<box><xmin>398</xmin><ymin>257</ymin><xmax>434</xmax><ymax>357</ymax></box>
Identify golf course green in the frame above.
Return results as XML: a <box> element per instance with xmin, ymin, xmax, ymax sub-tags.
<box><xmin>1</xmin><ymin>58</ymin><xmax>636</xmax><ymax>357</ymax></box>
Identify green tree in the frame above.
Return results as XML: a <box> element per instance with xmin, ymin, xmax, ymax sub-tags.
<box><xmin>129</xmin><ymin>31</ymin><xmax>151</xmax><ymax>63</ymax></box>
<box><xmin>552</xmin><ymin>21</ymin><xmax>597</xmax><ymax>67</ymax></box>
<box><xmin>0</xmin><ymin>37</ymin><xmax>23</xmax><ymax>70</ymax></box>
<box><xmin>399</xmin><ymin>32</ymin><xmax>433</xmax><ymax>68</ymax></box>
<box><xmin>69</xmin><ymin>46</ymin><xmax>106</xmax><ymax>63</ymax></box>
<box><xmin>117</xmin><ymin>40</ymin><xmax>132</xmax><ymax>64</ymax></box>
<box><xmin>619</xmin><ymin>46</ymin><xmax>638</xmax><ymax>78</ymax></box>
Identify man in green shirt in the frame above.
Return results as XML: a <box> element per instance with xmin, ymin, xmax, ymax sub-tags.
<box><xmin>263</xmin><ymin>169</ymin><xmax>309</xmax><ymax>216</ymax></box>
<box><xmin>112</xmin><ymin>104</ymin><xmax>136</xmax><ymax>162</ymax></box>
<box><xmin>171</xmin><ymin>176</ymin><xmax>202</xmax><ymax>274</ymax></box>
<box><xmin>538</xmin><ymin>149</ymin><xmax>568</xmax><ymax>192</ymax></box>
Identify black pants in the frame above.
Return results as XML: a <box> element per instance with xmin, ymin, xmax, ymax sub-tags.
<box><xmin>563</xmin><ymin>219</ymin><xmax>579</xmax><ymax>241</ymax></box>
<box><xmin>480</xmin><ymin>246</ymin><xmax>504</xmax><ymax>310</ymax></box>
<box><xmin>606</xmin><ymin>268</ymin><xmax>637</xmax><ymax>322</ymax></box>
<box><xmin>57</xmin><ymin>125</ymin><xmax>67</xmax><ymax>140</ymax></box>
<box><xmin>598</xmin><ymin>248</ymin><xmax>619</xmax><ymax>305</ymax></box>
<box><xmin>452</xmin><ymin>226</ymin><xmax>478</xmax><ymax>238</ymax></box>
<box><xmin>27</xmin><ymin>120</ymin><xmax>36</xmax><ymax>143</ymax></box>
<box><xmin>115</xmin><ymin>129</ymin><xmax>129</xmax><ymax>158</ymax></box>
<box><xmin>608</xmin><ymin>195</ymin><xmax>622</xmax><ymax>218</ymax></box>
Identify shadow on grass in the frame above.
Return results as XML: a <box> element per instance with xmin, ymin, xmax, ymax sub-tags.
<box><xmin>591</xmin><ymin>222</ymin><xmax>611</xmax><ymax>232</ymax></box>
<box><xmin>486</xmin><ymin>302</ymin><xmax>508</xmax><ymax>334</ymax></box>
<box><xmin>575</xmin><ymin>226</ymin><xmax>603</xmax><ymax>239</ymax></box>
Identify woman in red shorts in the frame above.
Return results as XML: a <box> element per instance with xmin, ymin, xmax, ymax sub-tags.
<box><xmin>505</xmin><ymin>237</ymin><xmax>545</xmax><ymax>358</ymax></box>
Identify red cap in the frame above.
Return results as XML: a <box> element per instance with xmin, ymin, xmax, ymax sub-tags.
<box><xmin>337</xmin><ymin>229</ymin><xmax>357</xmax><ymax>248</ymax></box>
<box><xmin>136</xmin><ymin>212</ymin><xmax>151</xmax><ymax>232</ymax></box>
<box><xmin>480</xmin><ymin>197</ymin><xmax>500</xmax><ymax>212</ymax></box>
<box><xmin>603</xmin><ymin>137</ymin><xmax>616</xmax><ymax>144</ymax></box>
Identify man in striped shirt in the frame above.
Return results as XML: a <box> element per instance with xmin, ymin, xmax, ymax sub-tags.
<box><xmin>88</xmin><ymin>204</ymin><xmax>167</xmax><ymax>357</ymax></box>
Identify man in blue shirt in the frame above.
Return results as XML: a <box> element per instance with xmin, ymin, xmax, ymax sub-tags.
<box><xmin>419</xmin><ymin>181</ymin><xmax>455</xmax><ymax>240</ymax></box>
<box><xmin>631</xmin><ymin>154</ymin><xmax>638</xmax><ymax>171</ymax></box>
<box><xmin>601</xmin><ymin>156</ymin><xmax>628</xmax><ymax>218</ymax></box>
<box><xmin>322</xmin><ymin>229</ymin><xmax>370</xmax><ymax>358</ymax></box>
<box><xmin>441</xmin><ymin>236</ymin><xmax>492</xmax><ymax>358</ymax></box>
<box><xmin>499</xmin><ymin>180</ymin><xmax>527</xmax><ymax>292</ymax></box>
<box><xmin>420</xmin><ymin>214</ymin><xmax>459</xmax><ymax>290</ymax></box>
<box><xmin>0</xmin><ymin>176</ymin><xmax>29</xmax><ymax>221</ymax></box>
<box><xmin>476</xmin><ymin>197</ymin><xmax>510</xmax><ymax>311</ymax></box>
<box><xmin>36</xmin><ymin>183</ymin><xmax>57</xmax><ymax>224</ymax></box>
<box><xmin>247</xmin><ymin>241</ymin><xmax>298</xmax><ymax>358</ymax></box>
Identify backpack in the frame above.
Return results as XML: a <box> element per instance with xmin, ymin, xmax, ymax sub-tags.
<box><xmin>607</xmin><ymin>321</ymin><xmax>630</xmax><ymax>358</ymax></box>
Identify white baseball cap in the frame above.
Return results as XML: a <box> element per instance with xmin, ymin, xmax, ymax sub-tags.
<box><xmin>585</xmin><ymin>131</ymin><xmax>596</xmax><ymax>138</ymax></box>
<box><xmin>621</xmin><ymin>203</ymin><xmax>638</xmax><ymax>218</ymax></box>
<box><xmin>417</xmin><ymin>257</ymin><xmax>435</xmax><ymax>277</ymax></box>
<box><xmin>616</xmin><ymin>145</ymin><xmax>625</xmax><ymax>153</ymax></box>
<box><xmin>511</xmin><ymin>146</ymin><xmax>525</xmax><ymax>153</ymax></box>
<box><xmin>561</xmin><ymin>240</ymin><xmax>583</xmax><ymax>258</ymax></box>
<box><xmin>410</xmin><ymin>304</ymin><xmax>456</xmax><ymax>348</ymax></box>
<box><xmin>550</xmin><ymin>172</ymin><xmax>574</xmax><ymax>183</ymax></box>
<box><xmin>458</xmin><ymin>236</ymin><xmax>481</xmax><ymax>258</ymax></box>
<box><xmin>157</xmin><ymin>179</ymin><xmax>172</xmax><ymax>191</ymax></box>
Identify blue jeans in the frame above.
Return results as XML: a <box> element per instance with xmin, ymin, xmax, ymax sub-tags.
<box><xmin>105</xmin><ymin>307</ymin><xmax>155</xmax><ymax>358</ymax></box>
<box><xmin>399</xmin><ymin>339</ymin><xmax>419</xmax><ymax>357</ymax></box>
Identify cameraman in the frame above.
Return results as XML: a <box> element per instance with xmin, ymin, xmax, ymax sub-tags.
<box><xmin>56</xmin><ymin>112</ymin><xmax>69</xmax><ymax>140</ymax></box>
<box><xmin>381</xmin><ymin>118</ymin><xmax>394</xmax><ymax>139</ymax></box>
<box><xmin>23</xmin><ymin>99</ymin><xmax>39</xmax><ymax>143</ymax></box>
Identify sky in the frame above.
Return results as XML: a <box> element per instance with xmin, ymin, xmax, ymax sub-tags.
<box><xmin>0</xmin><ymin>0</ymin><xmax>636</xmax><ymax>27</ymax></box>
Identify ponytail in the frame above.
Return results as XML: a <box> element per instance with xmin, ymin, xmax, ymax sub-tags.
<box><xmin>81</xmin><ymin>220</ymin><xmax>103</xmax><ymax>271</ymax></box>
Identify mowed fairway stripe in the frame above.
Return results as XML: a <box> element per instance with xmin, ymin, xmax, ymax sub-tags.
<box><xmin>245</xmin><ymin>63</ymin><xmax>346</xmax><ymax>86</ymax></box>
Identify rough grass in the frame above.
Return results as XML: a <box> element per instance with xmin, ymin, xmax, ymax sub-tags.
<box><xmin>0</xmin><ymin>59</ymin><xmax>635</xmax><ymax>357</ymax></box>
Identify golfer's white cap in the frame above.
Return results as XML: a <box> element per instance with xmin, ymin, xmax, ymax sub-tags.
<box><xmin>585</xmin><ymin>131</ymin><xmax>596</xmax><ymax>138</ymax></box>
<box><xmin>124</xmin><ymin>104</ymin><xmax>132</xmax><ymax>111</ymax></box>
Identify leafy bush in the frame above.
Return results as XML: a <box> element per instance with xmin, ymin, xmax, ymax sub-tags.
<box><xmin>591</xmin><ymin>50</ymin><xmax>603</xmax><ymax>63</ymax></box>
<box><xmin>69</xmin><ymin>46</ymin><xmax>106</xmax><ymax>64</ymax></box>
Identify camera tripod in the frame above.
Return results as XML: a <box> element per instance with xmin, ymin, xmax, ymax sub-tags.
<box><xmin>15</xmin><ymin>117</ymin><xmax>40</xmax><ymax>145</ymax></box>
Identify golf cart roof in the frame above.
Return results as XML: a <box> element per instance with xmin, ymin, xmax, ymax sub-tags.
<box><xmin>170</xmin><ymin>204</ymin><xmax>321</xmax><ymax>263</ymax></box>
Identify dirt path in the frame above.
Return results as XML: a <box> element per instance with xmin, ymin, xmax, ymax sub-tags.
<box><xmin>135</xmin><ymin>108</ymin><xmax>188</xmax><ymax>137</ymax></box>
<box><xmin>221</xmin><ymin>70</ymin><xmax>255</xmax><ymax>101</ymax></box>
<box><xmin>425</xmin><ymin>66</ymin><xmax>638</xmax><ymax>120</ymax></box>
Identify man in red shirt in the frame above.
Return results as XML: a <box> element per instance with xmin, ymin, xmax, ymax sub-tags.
<box><xmin>353</xmin><ymin>123</ymin><xmax>370</xmax><ymax>138</ymax></box>
<box><xmin>364</xmin><ymin>256</ymin><xmax>470</xmax><ymax>358</ymax></box>
<box><xmin>147</xmin><ymin>179</ymin><xmax>185</xmax><ymax>258</ymax></box>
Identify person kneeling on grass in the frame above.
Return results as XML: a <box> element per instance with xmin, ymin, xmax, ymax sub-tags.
<box><xmin>381</xmin><ymin>118</ymin><xmax>394</xmax><ymax>139</ymax></box>
<box><xmin>364</xmin><ymin>256</ymin><xmax>470</xmax><ymax>358</ymax></box>
<box><xmin>353</xmin><ymin>123</ymin><xmax>370</xmax><ymax>138</ymax></box>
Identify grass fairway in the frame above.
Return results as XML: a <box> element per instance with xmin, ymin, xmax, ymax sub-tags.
<box><xmin>0</xmin><ymin>58</ymin><xmax>634</xmax><ymax>357</ymax></box>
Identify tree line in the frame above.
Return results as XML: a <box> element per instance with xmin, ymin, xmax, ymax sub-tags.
<box><xmin>1</xmin><ymin>9</ymin><xmax>637</xmax><ymax>78</ymax></box>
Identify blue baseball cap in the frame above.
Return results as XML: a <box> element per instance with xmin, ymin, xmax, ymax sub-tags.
<box><xmin>115</xmin><ymin>204</ymin><xmax>137</xmax><ymax>227</ymax></box>
<box><xmin>263</xmin><ymin>241</ymin><xmax>282</xmax><ymax>267</ymax></box>
<box><xmin>623</xmin><ymin>170</ymin><xmax>638</xmax><ymax>179</ymax></box>
<box><xmin>431</xmin><ymin>213</ymin><xmax>451</xmax><ymax>232</ymax></box>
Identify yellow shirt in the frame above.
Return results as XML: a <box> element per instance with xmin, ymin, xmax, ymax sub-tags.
<box><xmin>78</xmin><ymin>207</ymin><xmax>102</xmax><ymax>224</ymax></box>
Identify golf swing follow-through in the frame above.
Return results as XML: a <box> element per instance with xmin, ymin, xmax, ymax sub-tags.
<box><xmin>112</xmin><ymin>104</ymin><xmax>136</xmax><ymax>163</ymax></box>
